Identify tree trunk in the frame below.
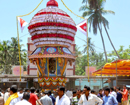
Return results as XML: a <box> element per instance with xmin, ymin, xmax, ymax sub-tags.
<box><xmin>96</xmin><ymin>0</ymin><xmax>120</xmax><ymax>59</ymax></box>
<box><xmin>103</xmin><ymin>24</ymin><xmax>120</xmax><ymax>59</ymax></box>
<box><xmin>98</xmin><ymin>23</ymin><xmax>108</xmax><ymax>62</ymax></box>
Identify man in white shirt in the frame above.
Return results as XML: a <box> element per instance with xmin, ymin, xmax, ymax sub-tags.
<box><xmin>56</xmin><ymin>86</ymin><xmax>70</xmax><ymax>105</ymax></box>
<box><xmin>5</xmin><ymin>85</ymin><xmax>23</xmax><ymax>105</ymax></box>
<box><xmin>110</xmin><ymin>87</ymin><xmax>117</xmax><ymax>98</ymax></box>
<box><xmin>78</xmin><ymin>85</ymin><xmax>103</xmax><ymax>105</ymax></box>
<box><xmin>0</xmin><ymin>88</ymin><xmax>4</xmax><ymax>97</ymax></box>
<box><xmin>15</xmin><ymin>92</ymin><xmax>32</xmax><ymax>105</ymax></box>
<box><xmin>66</xmin><ymin>90</ymin><xmax>72</xmax><ymax>98</ymax></box>
<box><xmin>4</xmin><ymin>88</ymin><xmax>10</xmax><ymax>103</ymax></box>
<box><xmin>18</xmin><ymin>88</ymin><xmax>23</xmax><ymax>95</ymax></box>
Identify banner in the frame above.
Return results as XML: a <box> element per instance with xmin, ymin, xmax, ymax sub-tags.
<box><xmin>12</xmin><ymin>66</ymin><xmax>23</xmax><ymax>76</ymax></box>
<box><xmin>85</xmin><ymin>66</ymin><xmax>96</xmax><ymax>77</ymax></box>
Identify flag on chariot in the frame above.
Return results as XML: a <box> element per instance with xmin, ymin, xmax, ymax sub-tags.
<box><xmin>18</xmin><ymin>17</ymin><xmax>28</xmax><ymax>32</ymax></box>
<box><xmin>76</xmin><ymin>19</ymin><xmax>87</xmax><ymax>35</ymax></box>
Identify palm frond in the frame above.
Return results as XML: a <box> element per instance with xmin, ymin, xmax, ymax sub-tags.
<box><xmin>88</xmin><ymin>14</ymin><xmax>94</xmax><ymax>33</ymax></box>
<box><xmin>102</xmin><ymin>10</ymin><xmax>115</xmax><ymax>15</ymax></box>
<box><xmin>82</xmin><ymin>0</ymin><xmax>87</xmax><ymax>3</ymax></box>
<box><xmin>79</xmin><ymin>5</ymin><xmax>90</xmax><ymax>11</ymax></box>
<box><xmin>99</xmin><ymin>0</ymin><xmax>106</xmax><ymax>8</ymax></box>
<box><xmin>82</xmin><ymin>11</ymin><xmax>93</xmax><ymax>17</ymax></box>
<box><xmin>101</xmin><ymin>16</ymin><xmax>109</xmax><ymax>29</ymax></box>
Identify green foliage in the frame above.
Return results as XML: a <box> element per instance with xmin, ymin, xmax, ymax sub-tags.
<box><xmin>80</xmin><ymin>0</ymin><xmax>114</xmax><ymax>35</ymax></box>
<box><xmin>80</xmin><ymin>0</ymin><xmax>118</xmax><ymax>62</ymax></box>
<box><xmin>82</xmin><ymin>0</ymin><xmax>106</xmax><ymax>9</ymax></box>
<box><xmin>0</xmin><ymin>37</ymin><xmax>27</xmax><ymax>74</ymax></box>
<box><xmin>75</xmin><ymin>45</ymin><xmax>106</xmax><ymax>75</ymax></box>
<box><xmin>75</xmin><ymin>45</ymin><xmax>130</xmax><ymax>76</ymax></box>
<box><xmin>108</xmin><ymin>46</ymin><xmax>130</xmax><ymax>60</ymax></box>
<box><xmin>83</xmin><ymin>38</ymin><xmax>95</xmax><ymax>55</ymax></box>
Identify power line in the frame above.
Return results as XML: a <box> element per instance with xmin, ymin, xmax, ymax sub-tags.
<box><xmin>19</xmin><ymin>33</ymin><xmax>29</xmax><ymax>38</ymax></box>
<box><xmin>19</xmin><ymin>32</ymin><xmax>113</xmax><ymax>52</ymax></box>
<box><xmin>75</xmin><ymin>35</ymin><xmax>112</xmax><ymax>52</ymax></box>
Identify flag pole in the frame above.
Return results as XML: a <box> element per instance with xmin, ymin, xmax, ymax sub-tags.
<box><xmin>87</xmin><ymin>19</ymin><xmax>89</xmax><ymax>82</ymax></box>
<box><xmin>16</xmin><ymin>0</ymin><xmax>43</xmax><ymax>81</ymax></box>
<box><xmin>16</xmin><ymin>16</ymin><xmax>22</xmax><ymax>81</ymax></box>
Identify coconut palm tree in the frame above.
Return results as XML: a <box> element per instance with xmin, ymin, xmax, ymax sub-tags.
<box><xmin>80</xmin><ymin>0</ymin><xmax>116</xmax><ymax>62</ymax></box>
<box><xmin>9</xmin><ymin>37</ymin><xmax>26</xmax><ymax>65</ymax></box>
<box><xmin>0</xmin><ymin>41</ymin><xmax>12</xmax><ymax>74</ymax></box>
<box><xmin>81</xmin><ymin>0</ymin><xmax>120</xmax><ymax>62</ymax></box>
<box><xmin>0</xmin><ymin>38</ymin><xmax>27</xmax><ymax>74</ymax></box>
<box><xmin>83</xmin><ymin>37</ymin><xmax>95</xmax><ymax>55</ymax></box>
<box><xmin>82</xmin><ymin>0</ymin><xmax>98</xmax><ymax>9</ymax></box>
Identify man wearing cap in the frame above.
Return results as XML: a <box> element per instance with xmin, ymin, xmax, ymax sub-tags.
<box><xmin>40</xmin><ymin>91</ymin><xmax>53</xmax><ymax>105</ymax></box>
<box><xmin>5</xmin><ymin>85</ymin><xmax>23</xmax><ymax>105</ymax></box>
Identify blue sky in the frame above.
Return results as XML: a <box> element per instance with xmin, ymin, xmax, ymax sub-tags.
<box><xmin>0</xmin><ymin>0</ymin><xmax>130</xmax><ymax>54</ymax></box>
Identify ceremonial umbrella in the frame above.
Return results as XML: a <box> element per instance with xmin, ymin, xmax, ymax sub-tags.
<box><xmin>93</xmin><ymin>59</ymin><xmax>130</xmax><ymax>76</ymax></box>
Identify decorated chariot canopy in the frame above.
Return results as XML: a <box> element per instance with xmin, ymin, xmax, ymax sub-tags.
<box><xmin>28</xmin><ymin>0</ymin><xmax>77</xmax><ymax>88</ymax></box>
<box><xmin>92</xmin><ymin>59</ymin><xmax>130</xmax><ymax>76</ymax></box>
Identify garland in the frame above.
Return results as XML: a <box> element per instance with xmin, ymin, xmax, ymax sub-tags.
<box><xmin>39</xmin><ymin>82</ymin><xmax>65</xmax><ymax>87</ymax></box>
<box><xmin>38</xmin><ymin>77</ymin><xmax>67</xmax><ymax>83</ymax></box>
<box><xmin>28</xmin><ymin>22</ymin><xmax>77</xmax><ymax>31</ymax></box>
<box><xmin>35</xmin><ymin>12</ymin><xmax>70</xmax><ymax>17</ymax></box>
<box><xmin>31</xmin><ymin>34</ymin><xmax>74</xmax><ymax>41</ymax></box>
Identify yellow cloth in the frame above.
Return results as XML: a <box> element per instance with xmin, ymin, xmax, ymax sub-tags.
<box><xmin>4</xmin><ymin>93</ymin><xmax>18</xmax><ymax>105</ymax></box>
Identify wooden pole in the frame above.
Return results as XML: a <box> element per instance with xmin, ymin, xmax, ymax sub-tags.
<box><xmin>86</xmin><ymin>19</ymin><xmax>89</xmax><ymax>82</ymax></box>
<box><xmin>116</xmin><ymin>59</ymin><xmax>118</xmax><ymax>87</ymax></box>
<box><xmin>101</xmin><ymin>68</ymin><xmax>103</xmax><ymax>88</ymax></box>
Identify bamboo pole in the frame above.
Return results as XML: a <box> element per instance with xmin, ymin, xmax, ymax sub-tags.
<box><xmin>87</xmin><ymin>19</ymin><xmax>90</xmax><ymax>82</ymax></box>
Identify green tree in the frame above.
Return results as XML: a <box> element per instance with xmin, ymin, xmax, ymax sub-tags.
<box><xmin>83</xmin><ymin>37</ymin><xmax>95</xmax><ymax>55</ymax></box>
<box><xmin>0</xmin><ymin>41</ymin><xmax>12</xmax><ymax>73</ymax></box>
<box><xmin>0</xmin><ymin>37</ymin><xmax>27</xmax><ymax>74</ymax></box>
<box><xmin>82</xmin><ymin>0</ymin><xmax>99</xmax><ymax>9</ymax></box>
<box><xmin>108</xmin><ymin>46</ymin><xmax>130</xmax><ymax>60</ymax></box>
<box><xmin>80</xmin><ymin>0</ymin><xmax>120</xmax><ymax>61</ymax></box>
<box><xmin>10</xmin><ymin>37</ymin><xmax>26</xmax><ymax>65</ymax></box>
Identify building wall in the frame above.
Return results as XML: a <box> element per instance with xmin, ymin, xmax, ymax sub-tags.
<box><xmin>27</xmin><ymin>37</ymin><xmax>75</xmax><ymax>76</ymax></box>
<box><xmin>75</xmin><ymin>78</ymin><xmax>109</xmax><ymax>92</ymax></box>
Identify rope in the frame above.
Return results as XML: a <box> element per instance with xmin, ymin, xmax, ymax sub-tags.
<box><xmin>61</xmin><ymin>0</ymin><xmax>90</xmax><ymax>82</ymax></box>
<box><xmin>61</xmin><ymin>0</ymin><xmax>85</xmax><ymax>19</ymax></box>
<box><xmin>16</xmin><ymin>0</ymin><xmax>43</xmax><ymax>81</ymax></box>
<box><xmin>18</xmin><ymin>0</ymin><xmax>43</xmax><ymax>17</ymax></box>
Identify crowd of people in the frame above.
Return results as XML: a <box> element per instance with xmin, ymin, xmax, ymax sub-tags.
<box><xmin>0</xmin><ymin>84</ymin><xmax>129</xmax><ymax>105</ymax></box>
